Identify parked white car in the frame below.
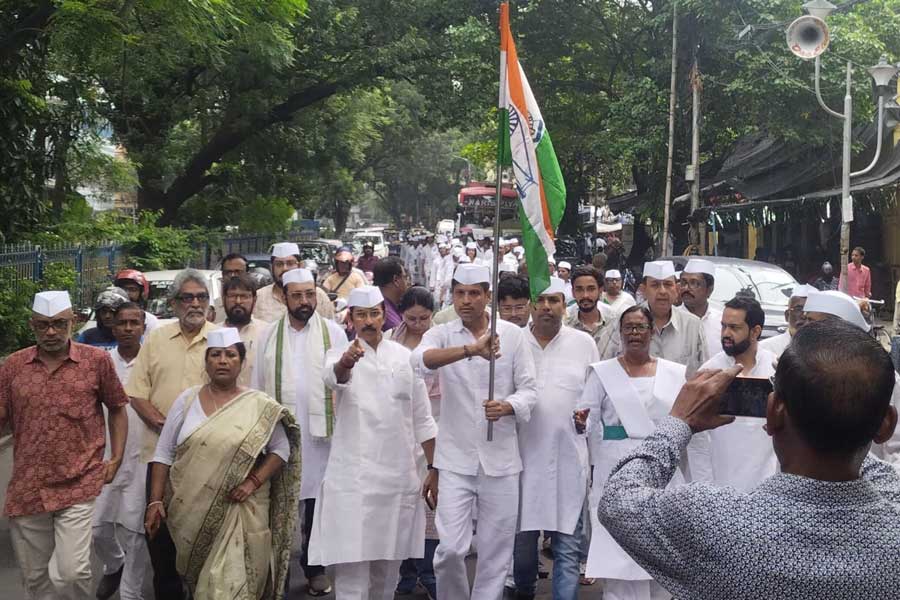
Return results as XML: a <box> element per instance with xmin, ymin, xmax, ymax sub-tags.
<box><xmin>352</xmin><ymin>231</ymin><xmax>387</xmax><ymax>258</ymax></box>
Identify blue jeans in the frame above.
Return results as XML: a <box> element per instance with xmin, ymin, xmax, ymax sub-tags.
<box><xmin>396</xmin><ymin>539</ymin><xmax>438</xmax><ymax>597</ymax></box>
<box><xmin>513</xmin><ymin>515</ymin><xmax>583</xmax><ymax>600</ymax></box>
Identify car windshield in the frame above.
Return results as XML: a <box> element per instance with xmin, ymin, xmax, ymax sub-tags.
<box><xmin>354</xmin><ymin>235</ymin><xmax>381</xmax><ymax>246</ymax></box>
<box><xmin>710</xmin><ymin>265</ymin><xmax>797</xmax><ymax>308</ymax></box>
<box><xmin>146</xmin><ymin>280</ymin><xmax>174</xmax><ymax>318</ymax></box>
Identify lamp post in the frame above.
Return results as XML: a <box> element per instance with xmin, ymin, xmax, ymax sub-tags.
<box><xmin>787</xmin><ymin>1</ymin><xmax>898</xmax><ymax>292</ymax></box>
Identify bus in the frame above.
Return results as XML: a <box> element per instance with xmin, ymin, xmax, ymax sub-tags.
<box><xmin>457</xmin><ymin>182</ymin><xmax>518</xmax><ymax>228</ymax></box>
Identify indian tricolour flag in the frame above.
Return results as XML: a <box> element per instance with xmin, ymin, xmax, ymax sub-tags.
<box><xmin>498</xmin><ymin>2</ymin><xmax>566</xmax><ymax>300</ymax></box>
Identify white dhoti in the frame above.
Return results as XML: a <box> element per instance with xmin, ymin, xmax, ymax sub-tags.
<box><xmin>333</xmin><ymin>560</ymin><xmax>402</xmax><ymax>600</ymax></box>
<box><xmin>91</xmin><ymin>522</ymin><xmax>148</xmax><ymax>600</ymax></box>
<box><xmin>434</xmin><ymin>469</ymin><xmax>519</xmax><ymax>600</ymax></box>
<box><xmin>603</xmin><ymin>579</ymin><xmax>671</xmax><ymax>600</ymax></box>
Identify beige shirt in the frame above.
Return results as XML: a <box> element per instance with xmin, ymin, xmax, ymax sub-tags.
<box><xmin>321</xmin><ymin>270</ymin><xmax>368</xmax><ymax>300</ymax></box>
<box><xmin>230</xmin><ymin>317</ymin><xmax>266</xmax><ymax>388</ymax></box>
<box><xmin>253</xmin><ymin>283</ymin><xmax>335</xmax><ymax>323</ymax></box>
<box><xmin>599</xmin><ymin>306</ymin><xmax>708</xmax><ymax>376</ymax></box>
<box><xmin>565</xmin><ymin>308</ymin><xmax>617</xmax><ymax>357</ymax></box>
<box><xmin>125</xmin><ymin>320</ymin><xmax>217</xmax><ymax>461</ymax></box>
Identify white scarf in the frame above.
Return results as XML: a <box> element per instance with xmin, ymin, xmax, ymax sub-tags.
<box><xmin>262</xmin><ymin>313</ymin><xmax>333</xmax><ymax>438</ymax></box>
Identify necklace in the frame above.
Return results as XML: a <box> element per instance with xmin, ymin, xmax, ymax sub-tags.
<box><xmin>619</xmin><ymin>356</ymin><xmax>653</xmax><ymax>378</ymax></box>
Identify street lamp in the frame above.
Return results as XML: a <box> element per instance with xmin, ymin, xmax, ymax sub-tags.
<box><xmin>787</xmin><ymin>9</ymin><xmax>898</xmax><ymax>292</ymax></box>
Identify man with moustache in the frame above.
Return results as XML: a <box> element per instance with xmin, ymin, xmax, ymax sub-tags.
<box><xmin>222</xmin><ymin>272</ymin><xmax>266</xmax><ymax>386</ymax></box>
<box><xmin>126</xmin><ymin>269</ymin><xmax>217</xmax><ymax>598</ymax></box>
<box><xmin>677</xmin><ymin>258</ymin><xmax>722</xmax><ymax>356</ymax></box>
<box><xmin>309</xmin><ymin>286</ymin><xmax>437</xmax><ymax>598</ymax></box>
<box><xmin>759</xmin><ymin>285</ymin><xmax>812</xmax><ymax>358</ymax></box>
<box><xmin>252</xmin><ymin>267</ymin><xmax>349</xmax><ymax>597</ymax></box>
<box><xmin>254</xmin><ymin>242</ymin><xmax>303</xmax><ymax>322</ymax></box>
<box><xmin>93</xmin><ymin>303</ymin><xmax>150</xmax><ymax>600</ymax></box>
<box><xmin>515</xmin><ymin>277</ymin><xmax>598</xmax><ymax>599</ymax></box>
<box><xmin>601</xmin><ymin>261</ymin><xmax>707</xmax><ymax>376</ymax></box>
<box><xmin>1</xmin><ymin>291</ymin><xmax>129</xmax><ymax>600</ymax></box>
<box><xmin>412</xmin><ymin>263</ymin><xmax>537</xmax><ymax>600</ymax></box>
<box><xmin>697</xmin><ymin>296</ymin><xmax>777</xmax><ymax>491</ymax></box>
<box><xmin>566</xmin><ymin>265</ymin><xmax>615</xmax><ymax>355</ymax></box>
<box><xmin>212</xmin><ymin>252</ymin><xmax>248</xmax><ymax>323</ymax></box>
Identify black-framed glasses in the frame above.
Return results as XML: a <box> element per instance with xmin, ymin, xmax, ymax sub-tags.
<box><xmin>177</xmin><ymin>293</ymin><xmax>210</xmax><ymax>304</ymax></box>
<box><xmin>32</xmin><ymin>318</ymin><xmax>71</xmax><ymax>332</ymax></box>
<box><xmin>622</xmin><ymin>324</ymin><xmax>652</xmax><ymax>334</ymax></box>
<box><xmin>787</xmin><ymin>306</ymin><xmax>805</xmax><ymax>315</ymax></box>
<box><xmin>678</xmin><ymin>279</ymin><xmax>705</xmax><ymax>289</ymax></box>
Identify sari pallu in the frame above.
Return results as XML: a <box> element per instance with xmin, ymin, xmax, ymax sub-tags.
<box><xmin>165</xmin><ymin>389</ymin><xmax>302</xmax><ymax>600</ymax></box>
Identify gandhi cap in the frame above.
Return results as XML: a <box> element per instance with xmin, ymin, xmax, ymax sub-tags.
<box><xmin>347</xmin><ymin>286</ymin><xmax>384</xmax><ymax>308</ymax></box>
<box><xmin>643</xmin><ymin>260</ymin><xmax>676</xmax><ymax>281</ymax></box>
<box><xmin>684</xmin><ymin>258</ymin><xmax>716</xmax><ymax>277</ymax></box>
<box><xmin>803</xmin><ymin>290</ymin><xmax>870</xmax><ymax>332</ymax></box>
<box><xmin>282</xmin><ymin>268</ymin><xmax>314</xmax><ymax>287</ymax></box>
<box><xmin>207</xmin><ymin>327</ymin><xmax>241</xmax><ymax>348</ymax></box>
<box><xmin>454</xmin><ymin>263</ymin><xmax>491</xmax><ymax>285</ymax></box>
<box><xmin>271</xmin><ymin>242</ymin><xmax>300</xmax><ymax>259</ymax></box>
<box><xmin>539</xmin><ymin>276</ymin><xmax>567</xmax><ymax>298</ymax></box>
<box><xmin>32</xmin><ymin>291</ymin><xmax>72</xmax><ymax>317</ymax></box>
<box><xmin>605</xmin><ymin>269</ymin><xmax>622</xmax><ymax>279</ymax></box>
<box><xmin>558</xmin><ymin>261</ymin><xmax>572</xmax><ymax>270</ymax></box>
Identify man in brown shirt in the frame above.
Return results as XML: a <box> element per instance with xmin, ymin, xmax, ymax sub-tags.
<box><xmin>0</xmin><ymin>291</ymin><xmax>128</xmax><ymax>600</ymax></box>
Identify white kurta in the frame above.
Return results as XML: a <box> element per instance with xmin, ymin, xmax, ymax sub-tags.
<box><xmin>578</xmin><ymin>358</ymin><xmax>687</xmax><ymax>580</ymax></box>
<box><xmin>698</xmin><ymin>348</ymin><xmax>778</xmax><ymax>492</ymax></box>
<box><xmin>519</xmin><ymin>326</ymin><xmax>598</xmax><ymax>534</ymax></box>
<box><xmin>678</xmin><ymin>304</ymin><xmax>722</xmax><ymax>358</ymax></box>
<box><xmin>758</xmin><ymin>331</ymin><xmax>791</xmax><ymax>358</ymax></box>
<box><xmin>602</xmin><ymin>292</ymin><xmax>636</xmax><ymax>317</ymax></box>
<box><xmin>309</xmin><ymin>338</ymin><xmax>438</xmax><ymax>565</ymax></box>
<box><xmin>94</xmin><ymin>349</ymin><xmax>146</xmax><ymax>533</ymax></box>
<box><xmin>251</xmin><ymin>318</ymin><xmax>349</xmax><ymax>499</ymax></box>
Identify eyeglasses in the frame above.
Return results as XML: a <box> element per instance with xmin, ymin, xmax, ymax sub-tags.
<box><xmin>32</xmin><ymin>319</ymin><xmax>71</xmax><ymax>332</ymax></box>
<box><xmin>677</xmin><ymin>279</ymin><xmax>705</xmax><ymax>289</ymax></box>
<box><xmin>622</xmin><ymin>323</ymin><xmax>652</xmax><ymax>334</ymax></box>
<box><xmin>273</xmin><ymin>259</ymin><xmax>300</xmax><ymax>270</ymax></box>
<box><xmin>787</xmin><ymin>306</ymin><xmax>805</xmax><ymax>315</ymax></box>
<box><xmin>176</xmin><ymin>293</ymin><xmax>210</xmax><ymax>304</ymax></box>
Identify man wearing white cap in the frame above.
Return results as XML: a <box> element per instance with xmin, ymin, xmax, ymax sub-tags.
<box><xmin>759</xmin><ymin>284</ymin><xmax>812</xmax><ymax>358</ymax></box>
<box><xmin>601</xmin><ymin>261</ymin><xmax>708</xmax><ymax>375</ymax></box>
<box><xmin>601</xmin><ymin>269</ymin><xmax>636</xmax><ymax>316</ymax></box>
<box><xmin>254</xmin><ymin>242</ymin><xmax>300</xmax><ymax>323</ymax></box>
<box><xmin>697</xmin><ymin>296</ymin><xmax>778</xmax><ymax>492</ymax></box>
<box><xmin>677</xmin><ymin>258</ymin><xmax>722</xmax><ymax>356</ymax></box>
<box><xmin>309</xmin><ymin>286</ymin><xmax>438</xmax><ymax>599</ymax></box>
<box><xmin>557</xmin><ymin>261</ymin><xmax>574</xmax><ymax>302</ymax></box>
<box><xmin>798</xmin><ymin>290</ymin><xmax>900</xmax><ymax>464</ymax></box>
<box><xmin>126</xmin><ymin>268</ymin><xmax>217</xmax><ymax>597</ymax></box>
<box><xmin>411</xmin><ymin>263</ymin><xmax>537</xmax><ymax>600</ymax></box>
<box><xmin>1</xmin><ymin>291</ymin><xmax>129</xmax><ymax>600</ymax></box>
<box><xmin>252</xmin><ymin>267</ymin><xmax>349</xmax><ymax>596</ymax></box>
<box><xmin>434</xmin><ymin>244</ymin><xmax>455</xmax><ymax>308</ymax></box>
<box><xmin>515</xmin><ymin>278</ymin><xmax>598</xmax><ymax>598</ymax></box>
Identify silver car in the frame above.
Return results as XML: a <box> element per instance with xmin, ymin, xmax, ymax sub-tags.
<box><xmin>664</xmin><ymin>256</ymin><xmax>800</xmax><ymax>339</ymax></box>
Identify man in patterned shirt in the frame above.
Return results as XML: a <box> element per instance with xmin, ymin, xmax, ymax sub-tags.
<box><xmin>0</xmin><ymin>291</ymin><xmax>129</xmax><ymax>600</ymax></box>
<box><xmin>599</xmin><ymin>319</ymin><xmax>900</xmax><ymax>599</ymax></box>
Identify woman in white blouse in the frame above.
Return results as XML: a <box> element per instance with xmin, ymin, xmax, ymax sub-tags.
<box><xmin>144</xmin><ymin>328</ymin><xmax>301</xmax><ymax>600</ymax></box>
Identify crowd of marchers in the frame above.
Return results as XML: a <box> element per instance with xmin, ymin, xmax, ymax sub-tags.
<box><xmin>2</xmin><ymin>234</ymin><xmax>900</xmax><ymax>600</ymax></box>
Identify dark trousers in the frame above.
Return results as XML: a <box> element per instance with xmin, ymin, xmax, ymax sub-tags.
<box><xmin>397</xmin><ymin>539</ymin><xmax>438</xmax><ymax>597</ymax></box>
<box><xmin>301</xmin><ymin>498</ymin><xmax>325</xmax><ymax>580</ymax></box>
<box><xmin>145</xmin><ymin>470</ymin><xmax>184</xmax><ymax>600</ymax></box>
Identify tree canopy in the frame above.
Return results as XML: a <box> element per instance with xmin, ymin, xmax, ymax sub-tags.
<box><xmin>2</xmin><ymin>0</ymin><xmax>898</xmax><ymax>240</ymax></box>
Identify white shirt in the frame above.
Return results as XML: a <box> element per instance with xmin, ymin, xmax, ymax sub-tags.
<box><xmin>697</xmin><ymin>347</ymin><xmax>778</xmax><ymax>492</ymax></box>
<box><xmin>412</xmin><ymin>318</ymin><xmax>537</xmax><ymax>477</ymax></box>
<box><xmin>153</xmin><ymin>386</ymin><xmax>289</xmax><ymax>466</ymax></box>
<box><xmin>602</xmin><ymin>292</ymin><xmax>636</xmax><ymax>317</ymax></box>
<box><xmin>758</xmin><ymin>331</ymin><xmax>791</xmax><ymax>358</ymax></box>
<box><xmin>143</xmin><ymin>311</ymin><xmax>160</xmax><ymax>333</ymax></box>
<box><xmin>519</xmin><ymin>326</ymin><xmax>598</xmax><ymax>534</ymax></box>
<box><xmin>251</xmin><ymin>317</ymin><xmax>349</xmax><ymax>499</ymax></box>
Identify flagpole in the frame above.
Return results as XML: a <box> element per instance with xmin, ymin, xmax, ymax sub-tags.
<box><xmin>487</xmin><ymin>164</ymin><xmax>503</xmax><ymax>443</ymax></box>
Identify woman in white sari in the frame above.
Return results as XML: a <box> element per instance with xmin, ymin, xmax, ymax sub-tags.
<box><xmin>144</xmin><ymin>328</ymin><xmax>301</xmax><ymax>600</ymax></box>
<box><xmin>575</xmin><ymin>306</ymin><xmax>688</xmax><ymax>600</ymax></box>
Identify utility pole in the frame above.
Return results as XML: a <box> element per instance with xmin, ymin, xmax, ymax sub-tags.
<box><xmin>661</xmin><ymin>0</ymin><xmax>678</xmax><ymax>257</ymax></box>
<box><xmin>690</xmin><ymin>57</ymin><xmax>705</xmax><ymax>254</ymax></box>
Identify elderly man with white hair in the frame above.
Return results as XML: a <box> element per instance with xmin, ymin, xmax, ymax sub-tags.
<box><xmin>310</xmin><ymin>286</ymin><xmax>437</xmax><ymax>599</ymax></box>
<box><xmin>126</xmin><ymin>268</ymin><xmax>217</xmax><ymax>598</ymax></box>
<box><xmin>251</xmin><ymin>267</ymin><xmax>349</xmax><ymax>596</ymax></box>
<box><xmin>514</xmin><ymin>277</ymin><xmax>598</xmax><ymax>598</ymax></box>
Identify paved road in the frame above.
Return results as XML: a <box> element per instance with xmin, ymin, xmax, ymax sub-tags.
<box><xmin>0</xmin><ymin>438</ymin><xmax>604</xmax><ymax>599</ymax></box>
